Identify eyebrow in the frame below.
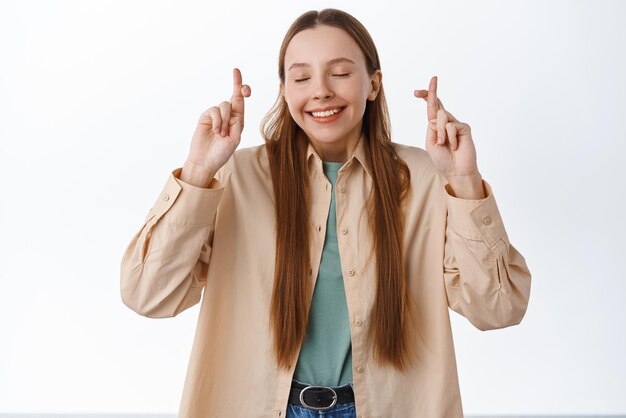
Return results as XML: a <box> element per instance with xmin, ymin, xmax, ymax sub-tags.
<box><xmin>287</xmin><ymin>57</ymin><xmax>356</xmax><ymax>71</ymax></box>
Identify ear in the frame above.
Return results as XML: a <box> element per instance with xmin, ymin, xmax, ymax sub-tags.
<box><xmin>368</xmin><ymin>70</ymin><xmax>382</xmax><ymax>101</ymax></box>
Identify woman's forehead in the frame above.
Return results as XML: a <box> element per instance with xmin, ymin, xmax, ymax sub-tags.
<box><xmin>284</xmin><ymin>25</ymin><xmax>366</xmax><ymax>68</ymax></box>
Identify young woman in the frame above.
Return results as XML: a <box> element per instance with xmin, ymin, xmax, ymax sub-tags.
<box><xmin>121</xmin><ymin>8</ymin><xmax>531</xmax><ymax>418</ymax></box>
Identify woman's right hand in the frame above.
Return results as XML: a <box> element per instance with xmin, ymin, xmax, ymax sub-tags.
<box><xmin>181</xmin><ymin>68</ymin><xmax>251</xmax><ymax>187</ymax></box>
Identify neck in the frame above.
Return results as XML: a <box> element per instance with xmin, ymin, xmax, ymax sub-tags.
<box><xmin>308</xmin><ymin>131</ymin><xmax>361</xmax><ymax>163</ymax></box>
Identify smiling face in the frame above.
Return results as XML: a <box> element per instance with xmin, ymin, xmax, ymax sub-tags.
<box><xmin>282</xmin><ymin>25</ymin><xmax>381</xmax><ymax>161</ymax></box>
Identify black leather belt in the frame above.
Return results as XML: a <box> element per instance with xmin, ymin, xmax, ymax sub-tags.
<box><xmin>289</xmin><ymin>380</ymin><xmax>355</xmax><ymax>411</ymax></box>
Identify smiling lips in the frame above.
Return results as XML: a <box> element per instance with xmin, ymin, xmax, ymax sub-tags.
<box><xmin>307</xmin><ymin>106</ymin><xmax>345</xmax><ymax>123</ymax></box>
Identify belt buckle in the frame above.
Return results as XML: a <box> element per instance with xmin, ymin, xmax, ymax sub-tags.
<box><xmin>299</xmin><ymin>385</ymin><xmax>338</xmax><ymax>411</ymax></box>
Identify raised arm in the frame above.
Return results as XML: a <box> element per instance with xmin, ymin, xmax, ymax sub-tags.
<box><xmin>414</xmin><ymin>76</ymin><xmax>531</xmax><ymax>329</ymax></box>
<box><xmin>120</xmin><ymin>69</ymin><xmax>251</xmax><ymax>317</ymax></box>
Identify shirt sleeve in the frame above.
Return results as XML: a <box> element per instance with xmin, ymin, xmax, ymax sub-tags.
<box><xmin>442</xmin><ymin>179</ymin><xmax>532</xmax><ymax>330</ymax></box>
<box><xmin>120</xmin><ymin>168</ymin><xmax>225</xmax><ymax>318</ymax></box>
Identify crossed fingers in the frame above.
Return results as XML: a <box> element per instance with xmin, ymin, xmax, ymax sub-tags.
<box><xmin>205</xmin><ymin>68</ymin><xmax>251</xmax><ymax>137</ymax></box>
<box><xmin>414</xmin><ymin>76</ymin><xmax>468</xmax><ymax>150</ymax></box>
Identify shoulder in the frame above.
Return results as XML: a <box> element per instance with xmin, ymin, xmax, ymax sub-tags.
<box><xmin>216</xmin><ymin>143</ymin><xmax>270</xmax><ymax>182</ymax></box>
<box><xmin>391</xmin><ymin>141</ymin><xmax>447</xmax><ymax>202</ymax></box>
<box><xmin>391</xmin><ymin>142</ymin><xmax>439</xmax><ymax>179</ymax></box>
<box><xmin>231</xmin><ymin>143</ymin><xmax>268</xmax><ymax>168</ymax></box>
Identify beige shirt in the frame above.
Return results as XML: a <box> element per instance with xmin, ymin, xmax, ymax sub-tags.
<box><xmin>120</xmin><ymin>139</ymin><xmax>531</xmax><ymax>418</ymax></box>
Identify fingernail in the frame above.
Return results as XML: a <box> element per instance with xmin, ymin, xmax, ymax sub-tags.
<box><xmin>221</xmin><ymin>128</ymin><xmax>227</xmax><ymax>136</ymax></box>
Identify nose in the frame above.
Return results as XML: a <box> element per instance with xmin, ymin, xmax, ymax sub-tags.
<box><xmin>312</xmin><ymin>77</ymin><xmax>334</xmax><ymax>101</ymax></box>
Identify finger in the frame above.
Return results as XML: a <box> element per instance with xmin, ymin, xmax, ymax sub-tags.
<box><xmin>232</xmin><ymin>68</ymin><xmax>243</xmax><ymax>99</ymax></box>
<box><xmin>419</xmin><ymin>91</ymin><xmax>459</xmax><ymax>122</ymax></box>
<box><xmin>414</xmin><ymin>89</ymin><xmax>428</xmax><ymax>98</ymax></box>
<box><xmin>241</xmin><ymin>84</ymin><xmax>251</xmax><ymax>98</ymax></box>
<box><xmin>427</xmin><ymin>76</ymin><xmax>438</xmax><ymax>121</ymax></box>
<box><xmin>454</xmin><ymin>122</ymin><xmax>471</xmax><ymax>136</ymax></box>
<box><xmin>446</xmin><ymin>122</ymin><xmax>458</xmax><ymax>150</ymax></box>
<box><xmin>415</xmin><ymin>90</ymin><xmax>447</xmax><ymax>112</ymax></box>
<box><xmin>218</xmin><ymin>101</ymin><xmax>231</xmax><ymax>137</ymax></box>
<box><xmin>416</xmin><ymin>77</ymin><xmax>448</xmax><ymax>120</ymax></box>
<box><xmin>206</xmin><ymin>106</ymin><xmax>221</xmax><ymax>135</ymax></box>
<box><xmin>437</xmin><ymin>97</ymin><xmax>446</xmax><ymax>112</ymax></box>
<box><xmin>437</xmin><ymin>107</ymin><xmax>448</xmax><ymax>145</ymax></box>
<box><xmin>231</xmin><ymin>68</ymin><xmax>246</xmax><ymax>114</ymax></box>
<box><xmin>426</xmin><ymin>117</ymin><xmax>439</xmax><ymax>149</ymax></box>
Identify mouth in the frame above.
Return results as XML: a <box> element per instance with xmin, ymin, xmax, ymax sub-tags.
<box><xmin>307</xmin><ymin>106</ymin><xmax>345</xmax><ymax>121</ymax></box>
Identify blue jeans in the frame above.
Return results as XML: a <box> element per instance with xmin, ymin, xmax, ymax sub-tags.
<box><xmin>286</xmin><ymin>380</ymin><xmax>357</xmax><ymax>418</ymax></box>
<box><xmin>286</xmin><ymin>402</ymin><xmax>357</xmax><ymax>417</ymax></box>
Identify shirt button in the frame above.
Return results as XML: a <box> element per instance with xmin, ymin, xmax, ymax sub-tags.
<box><xmin>354</xmin><ymin>319</ymin><xmax>363</xmax><ymax>327</ymax></box>
<box><xmin>348</xmin><ymin>269</ymin><xmax>355</xmax><ymax>276</ymax></box>
<box><xmin>356</xmin><ymin>366</ymin><xmax>364</xmax><ymax>373</ymax></box>
<box><xmin>483</xmin><ymin>217</ymin><xmax>492</xmax><ymax>225</ymax></box>
<box><xmin>163</xmin><ymin>194</ymin><xmax>170</xmax><ymax>201</ymax></box>
<box><xmin>341</xmin><ymin>228</ymin><xmax>348</xmax><ymax>235</ymax></box>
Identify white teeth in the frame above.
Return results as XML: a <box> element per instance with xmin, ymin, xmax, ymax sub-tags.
<box><xmin>311</xmin><ymin>108</ymin><xmax>342</xmax><ymax>118</ymax></box>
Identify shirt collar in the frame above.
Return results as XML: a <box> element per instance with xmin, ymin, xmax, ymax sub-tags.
<box><xmin>305</xmin><ymin>134</ymin><xmax>373</xmax><ymax>178</ymax></box>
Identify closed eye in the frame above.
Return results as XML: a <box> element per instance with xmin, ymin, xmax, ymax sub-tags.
<box><xmin>333</xmin><ymin>73</ymin><xmax>350</xmax><ymax>78</ymax></box>
<box><xmin>294</xmin><ymin>78</ymin><xmax>310</xmax><ymax>83</ymax></box>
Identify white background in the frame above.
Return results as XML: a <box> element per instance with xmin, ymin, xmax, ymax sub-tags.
<box><xmin>1</xmin><ymin>0</ymin><xmax>625</xmax><ymax>415</ymax></box>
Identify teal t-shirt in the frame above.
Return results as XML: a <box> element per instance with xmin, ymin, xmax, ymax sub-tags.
<box><xmin>293</xmin><ymin>162</ymin><xmax>353</xmax><ymax>386</ymax></box>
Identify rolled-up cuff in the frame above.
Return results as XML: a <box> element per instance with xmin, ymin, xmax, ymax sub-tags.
<box><xmin>445</xmin><ymin>180</ymin><xmax>507</xmax><ymax>246</ymax></box>
<box><xmin>146</xmin><ymin>168</ymin><xmax>224</xmax><ymax>227</ymax></box>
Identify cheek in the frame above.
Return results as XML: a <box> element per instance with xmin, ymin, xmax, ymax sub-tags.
<box><xmin>347</xmin><ymin>90</ymin><xmax>369</xmax><ymax>113</ymax></box>
<box><xmin>285</xmin><ymin>101</ymin><xmax>301</xmax><ymax>123</ymax></box>
<box><xmin>284</xmin><ymin>91</ymin><xmax>307</xmax><ymax>116</ymax></box>
<box><xmin>343</xmin><ymin>80</ymin><xmax>370</xmax><ymax>107</ymax></box>
<box><xmin>359</xmin><ymin>81</ymin><xmax>372</xmax><ymax>102</ymax></box>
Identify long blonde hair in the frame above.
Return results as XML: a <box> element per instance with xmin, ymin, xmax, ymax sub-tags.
<box><xmin>262</xmin><ymin>8</ymin><xmax>416</xmax><ymax>371</ymax></box>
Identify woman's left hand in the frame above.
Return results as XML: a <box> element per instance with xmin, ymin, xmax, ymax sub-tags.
<box><xmin>414</xmin><ymin>76</ymin><xmax>484</xmax><ymax>199</ymax></box>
